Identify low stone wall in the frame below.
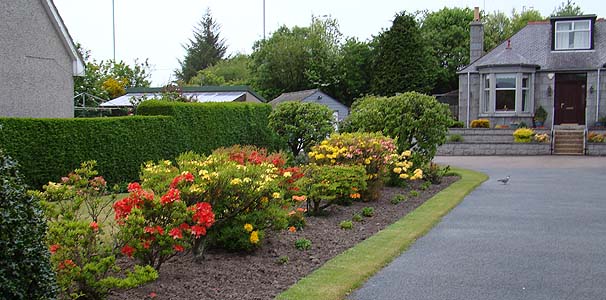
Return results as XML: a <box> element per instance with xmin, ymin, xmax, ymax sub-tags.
<box><xmin>587</xmin><ymin>143</ymin><xmax>606</xmax><ymax>155</ymax></box>
<box><xmin>438</xmin><ymin>142</ymin><xmax>550</xmax><ymax>156</ymax></box>
<box><xmin>440</xmin><ymin>128</ymin><xmax>551</xmax><ymax>156</ymax></box>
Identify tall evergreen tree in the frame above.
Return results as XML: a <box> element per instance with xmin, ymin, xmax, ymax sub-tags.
<box><xmin>371</xmin><ymin>11</ymin><xmax>437</xmax><ymax>96</ymax></box>
<box><xmin>176</xmin><ymin>9</ymin><xmax>227</xmax><ymax>83</ymax></box>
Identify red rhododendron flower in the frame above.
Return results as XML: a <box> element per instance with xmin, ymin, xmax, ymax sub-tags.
<box><xmin>296</xmin><ymin>207</ymin><xmax>306</xmax><ymax>213</ymax></box>
<box><xmin>170</xmin><ymin>173</ymin><xmax>195</xmax><ymax>189</ymax></box>
<box><xmin>155</xmin><ymin>226</ymin><xmax>164</xmax><ymax>235</ymax></box>
<box><xmin>144</xmin><ymin>226</ymin><xmax>155</xmax><ymax>234</ymax></box>
<box><xmin>160</xmin><ymin>188</ymin><xmax>180</xmax><ymax>205</ymax></box>
<box><xmin>58</xmin><ymin>259</ymin><xmax>76</xmax><ymax>270</ymax></box>
<box><xmin>179</xmin><ymin>223</ymin><xmax>190</xmax><ymax>231</ymax></box>
<box><xmin>169</xmin><ymin>228</ymin><xmax>183</xmax><ymax>239</ymax></box>
<box><xmin>127</xmin><ymin>182</ymin><xmax>142</xmax><ymax>192</ymax></box>
<box><xmin>121</xmin><ymin>245</ymin><xmax>135</xmax><ymax>258</ymax></box>
<box><xmin>191</xmin><ymin>202</ymin><xmax>215</xmax><ymax>227</ymax></box>
<box><xmin>173</xmin><ymin>245</ymin><xmax>184</xmax><ymax>252</ymax></box>
<box><xmin>190</xmin><ymin>225</ymin><xmax>207</xmax><ymax>238</ymax></box>
<box><xmin>89</xmin><ymin>221</ymin><xmax>99</xmax><ymax>232</ymax></box>
<box><xmin>49</xmin><ymin>244</ymin><xmax>60</xmax><ymax>254</ymax></box>
<box><xmin>141</xmin><ymin>240</ymin><xmax>151</xmax><ymax>249</ymax></box>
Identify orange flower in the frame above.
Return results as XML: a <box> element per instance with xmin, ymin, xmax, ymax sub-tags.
<box><xmin>49</xmin><ymin>244</ymin><xmax>60</xmax><ymax>254</ymax></box>
<box><xmin>292</xmin><ymin>195</ymin><xmax>307</xmax><ymax>202</ymax></box>
<box><xmin>288</xmin><ymin>210</ymin><xmax>296</xmax><ymax>216</ymax></box>
<box><xmin>288</xmin><ymin>226</ymin><xmax>297</xmax><ymax>233</ymax></box>
<box><xmin>89</xmin><ymin>221</ymin><xmax>99</xmax><ymax>232</ymax></box>
<box><xmin>296</xmin><ymin>207</ymin><xmax>306</xmax><ymax>213</ymax></box>
<box><xmin>349</xmin><ymin>193</ymin><xmax>361</xmax><ymax>199</ymax></box>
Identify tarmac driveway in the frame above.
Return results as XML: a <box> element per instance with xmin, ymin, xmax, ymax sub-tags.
<box><xmin>350</xmin><ymin>156</ymin><xmax>606</xmax><ymax>300</ymax></box>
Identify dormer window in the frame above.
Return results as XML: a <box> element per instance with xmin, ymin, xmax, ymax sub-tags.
<box><xmin>555</xmin><ymin>20</ymin><xmax>591</xmax><ymax>50</ymax></box>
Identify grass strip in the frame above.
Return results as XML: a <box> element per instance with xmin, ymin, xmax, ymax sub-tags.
<box><xmin>276</xmin><ymin>167</ymin><xmax>487</xmax><ymax>300</ymax></box>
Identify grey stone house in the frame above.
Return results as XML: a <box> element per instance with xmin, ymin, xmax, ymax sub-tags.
<box><xmin>269</xmin><ymin>89</ymin><xmax>349</xmax><ymax>122</ymax></box>
<box><xmin>0</xmin><ymin>0</ymin><xmax>85</xmax><ymax>118</ymax></box>
<box><xmin>458</xmin><ymin>10</ymin><xmax>606</xmax><ymax>129</ymax></box>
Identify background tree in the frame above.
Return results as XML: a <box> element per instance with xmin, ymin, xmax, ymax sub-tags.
<box><xmin>552</xmin><ymin>0</ymin><xmax>583</xmax><ymax>16</ymax></box>
<box><xmin>250</xmin><ymin>17</ymin><xmax>342</xmax><ymax>100</ymax></box>
<box><xmin>335</xmin><ymin>38</ymin><xmax>374</xmax><ymax>106</ymax></box>
<box><xmin>176</xmin><ymin>9</ymin><xmax>227</xmax><ymax>83</ymax></box>
<box><xmin>421</xmin><ymin>7</ymin><xmax>474</xmax><ymax>93</ymax></box>
<box><xmin>510</xmin><ymin>9</ymin><xmax>544</xmax><ymax>34</ymax></box>
<box><xmin>371</xmin><ymin>11</ymin><xmax>437</xmax><ymax>96</ymax></box>
<box><xmin>188</xmin><ymin>54</ymin><xmax>252</xmax><ymax>86</ymax></box>
<box><xmin>483</xmin><ymin>11</ymin><xmax>513</xmax><ymax>51</ymax></box>
<box><xmin>74</xmin><ymin>44</ymin><xmax>151</xmax><ymax>104</ymax></box>
<box><xmin>268</xmin><ymin>102</ymin><xmax>335</xmax><ymax>157</ymax></box>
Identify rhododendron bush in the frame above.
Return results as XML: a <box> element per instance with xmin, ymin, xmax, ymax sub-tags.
<box><xmin>34</xmin><ymin>162</ymin><xmax>157</xmax><ymax>300</ymax></box>
<box><xmin>308</xmin><ymin>132</ymin><xmax>422</xmax><ymax>201</ymax></box>
<box><xmin>138</xmin><ymin>146</ymin><xmax>303</xmax><ymax>256</ymax></box>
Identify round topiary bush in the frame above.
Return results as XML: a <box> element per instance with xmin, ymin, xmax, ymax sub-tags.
<box><xmin>0</xmin><ymin>149</ymin><xmax>57</xmax><ymax>299</ymax></box>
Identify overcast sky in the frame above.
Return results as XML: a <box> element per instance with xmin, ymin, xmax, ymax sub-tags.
<box><xmin>53</xmin><ymin>0</ymin><xmax>604</xmax><ymax>85</ymax></box>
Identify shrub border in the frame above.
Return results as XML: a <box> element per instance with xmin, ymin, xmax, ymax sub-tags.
<box><xmin>276</xmin><ymin>167</ymin><xmax>488</xmax><ymax>300</ymax></box>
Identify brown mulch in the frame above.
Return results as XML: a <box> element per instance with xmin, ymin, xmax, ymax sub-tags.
<box><xmin>109</xmin><ymin>177</ymin><xmax>458</xmax><ymax>300</ymax></box>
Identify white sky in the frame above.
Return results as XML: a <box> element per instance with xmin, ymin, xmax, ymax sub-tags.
<box><xmin>53</xmin><ymin>0</ymin><xmax>604</xmax><ymax>85</ymax></box>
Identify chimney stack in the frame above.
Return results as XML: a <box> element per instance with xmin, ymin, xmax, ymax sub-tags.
<box><xmin>470</xmin><ymin>7</ymin><xmax>484</xmax><ymax>62</ymax></box>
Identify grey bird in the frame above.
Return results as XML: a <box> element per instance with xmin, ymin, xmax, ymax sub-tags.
<box><xmin>497</xmin><ymin>175</ymin><xmax>510</xmax><ymax>184</ymax></box>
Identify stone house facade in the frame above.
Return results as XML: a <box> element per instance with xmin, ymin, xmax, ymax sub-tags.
<box><xmin>458</xmin><ymin>10</ymin><xmax>606</xmax><ymax>129</ymax></box>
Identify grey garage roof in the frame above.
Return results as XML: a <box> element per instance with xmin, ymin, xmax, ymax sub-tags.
<box><xmin>460</xmin><ymin>17</ymin><xmax>606</xmax><ymax>73</ymax></box>
<box><xmin>100</xmin><ymin>91</ymin><xmax>247</xmax><ymax>107</ymax></box>
<box><xmin>269</xmin><ymin>89</ymin><xmax>320</xmax><ymax>106</ymax></box>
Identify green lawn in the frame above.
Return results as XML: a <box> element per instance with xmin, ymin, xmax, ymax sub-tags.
<box><xmin>276</xmin><ymin>167</ymin><xmax>487</xmax><ymax>300</ymax></box>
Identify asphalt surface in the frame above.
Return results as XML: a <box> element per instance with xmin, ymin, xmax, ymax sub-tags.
<box><xmin>350</xmin><ymin>156</ymin><xmax>606</xmax><ymax>300</ymax></box>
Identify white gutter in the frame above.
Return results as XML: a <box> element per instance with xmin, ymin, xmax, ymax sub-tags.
<box><xmin>597</xmin><ymin>68</ymin><xmax>601</xmax><ymax>123</ymax></box>
<box><xmin>466</xmin><ymin>72</ymin><xmax>471</xmax><ymax>128</ymax></box>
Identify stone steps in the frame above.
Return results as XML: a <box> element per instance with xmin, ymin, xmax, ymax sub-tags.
<box><xmin>553</xmin><ymin>130</ymin><xmax>584</xmax><ymax>155</ymax></box>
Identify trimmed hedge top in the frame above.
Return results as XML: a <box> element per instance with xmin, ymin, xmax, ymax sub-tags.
<box><xmin>0</xmin><ymin>101</ymin><xmax>279</xmax><ymax>188</ymax></box>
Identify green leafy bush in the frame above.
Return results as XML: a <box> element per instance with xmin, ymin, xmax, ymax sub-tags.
<box><xmin>448</xmin><ymin>134</ymin><xmax>464</xmax><ymax>142</ymax></box>
<box><xmin>390</xmin><ymin>194</ymin><xmax>408</xmax><ymax>205</ymax></box>
<box><xmin>268</xmin><ymin>101</ymin><xmax>335</xmax><ymax>157</ymax></box>
<box><xmin>352</xmin><ymin>214</ymin><xmax>363</xmax><ymax>222</ymax></box>
<box><xmin>0</xmin><ymin>150</ymin><xmax>57</xmax><ymax>299</ymax></box>
<box><xmin>298</xmin><ymin>164</ymin><xmax>367</xmax><ymax>214</ymax></box>
<box><xmin>342</xmin><ymin>92</ymin><xmax>452</xmax><ymax>166</ymax></box>
<box><xmin>423</xmin><ymin>163</ymin><xmax>451</xmax><ymax>184</ymax></box>
<box><xmin>0</xmin><ymin>102</ymin><xmax>278</xmax><ymax>189</ymax></box>
<box><xmin>450</xmin><ymin>120</ymin><xmax>465</xmax><ymax>128</ymax></box>
<box><xmin>295</xmin><ymin>238</ymin><xmax>312</xmax><ymax>251</ymax></box>
<box><xmin>409</xmin><ymin>190</ymin><xmax>420</xmax><ymax>197</ymax></box>
<box><xmin>340</xmin><ymin>220</ymin><xmax>354</xmax><ymax>230</ymax></box>
<box><xmin>361</xmin><ymin>207</ymin><xmax>375</xmax><ymax>217</ymax></box>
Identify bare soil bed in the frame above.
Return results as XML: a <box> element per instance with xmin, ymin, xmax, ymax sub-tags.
<box><xmin>110</xmin><ymin>177</ymin><xmax>458</xmax><ymax>300</ymax></box>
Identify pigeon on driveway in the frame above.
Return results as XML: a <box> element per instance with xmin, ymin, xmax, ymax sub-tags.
<box><xmin>497</xmin><ymin>175</ymin><xmax>510</xmax><ymax>184</ymax></box>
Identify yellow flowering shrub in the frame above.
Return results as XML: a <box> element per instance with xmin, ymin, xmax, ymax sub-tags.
<box><xmin>470</xmin><ymin>119</ymin><xmax>490</xmax><ymax>128</ymax></box>
<box><xmin>513</xmin><ymin>128</ymin><xmax>535</xmax><ymax>143</ymax></box>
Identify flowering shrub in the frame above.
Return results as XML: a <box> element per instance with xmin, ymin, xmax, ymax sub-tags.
<box><xmin>513</xmin><ymin>128</ymin><xmax>534</xmax><ymax>143</ymax></box>
<box><xmin>298</xmin><ymin>164</ymin><xmax>367</xmax><ymax>214</ymax></box>
<box><xmin>34</xmin><ymin>162</ymin><xmax>157</xmax><ymax>299</ymax></box>
<box><xmin>308</xmin><ymin>133</ymin><xmax>422</xmax><ymax>201</ymax></box>
<box><xmin>533</xmin><ymin>133</ymin><xmax>550</xmax><ymax>143</ymax></box>
<box><xmin>113</xmin><ymin>181</ymin><xmax>215</xmax><ymax>270</ymax></box>
<box><xmin>140</xmin><ymin>148</ymin><xmax>295</xmax><ymax>256</ymax></box>
<box><xmin>470</xmin><ymin>119</ymin><xmax>490</xmax><ymax>128</ymax></box>
<box><xmin>588</xmin><ymin>132</ymin><xmax>605</xmax><ymax>143</ymax></box>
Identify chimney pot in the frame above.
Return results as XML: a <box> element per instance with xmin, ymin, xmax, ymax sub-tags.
<box><xmin>474</xmin><ymin>7</ymin><xmax>480</xmax><ymax>21</ymax></box>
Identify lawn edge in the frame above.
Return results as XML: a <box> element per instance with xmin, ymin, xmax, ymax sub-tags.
<box><xmin>275</xmin><ymin>167</ymin><xmax>488</xmax><ymax>300</ymax></box>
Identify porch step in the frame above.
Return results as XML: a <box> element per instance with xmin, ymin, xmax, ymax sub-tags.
<box><xmin>553</xmin><ymin>130</ymin><xmax>584</xmax><ymax>155</ymax></box>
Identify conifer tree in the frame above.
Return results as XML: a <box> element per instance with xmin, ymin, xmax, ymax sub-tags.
<box><xmin>176</xmin><ymin>9</ymin><xmax>227</xmax><ymax>83</ymax></box>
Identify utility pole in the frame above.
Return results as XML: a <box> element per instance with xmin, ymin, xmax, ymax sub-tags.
<box><xmin>112</xmin><ymin>0</ymin><xmax>116</xmax><ymax>61</ymax></box>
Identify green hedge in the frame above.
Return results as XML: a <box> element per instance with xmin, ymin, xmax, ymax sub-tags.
<box><xmin>137</xmin><ymin>101</ymin><xmax>277</xmax><ymax>153</ymax></box>
<box><xmin>0</xmin><ymin>102</ymin><xmax>278</xmax><ymax>189</ymax></box>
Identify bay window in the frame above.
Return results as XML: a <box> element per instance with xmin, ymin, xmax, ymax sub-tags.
<box><xmin>480</xmin><ymin>72</ymin><xmax>534</xmax><ymax>115</ymax></box>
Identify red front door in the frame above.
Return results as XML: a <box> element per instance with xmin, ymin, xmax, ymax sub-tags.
<box><xmin>554</xmin><ymin>73</ymin><xmax>586</xmax><ymax>125</ymax></box>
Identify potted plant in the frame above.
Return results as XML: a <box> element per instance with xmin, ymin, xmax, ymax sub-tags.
<box><xmin>534</xmin><ymin>106</ymin><xmax>547</xmax><ymax>127</ymax></box>
<box><xmin>595</xmin><ymin>116</ymin><xmax>606</xmax><ymax>128</ymax></box>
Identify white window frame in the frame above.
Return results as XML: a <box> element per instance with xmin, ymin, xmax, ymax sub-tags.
<box><xmin>480</xmin><ymin>72</ymin><xmax>535</xmax><ymax>116</ymax></box>
<box><xmin>554</xmin><ymin>20</ymin><xmax>591</xmax><ymax>50</ymax></box>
